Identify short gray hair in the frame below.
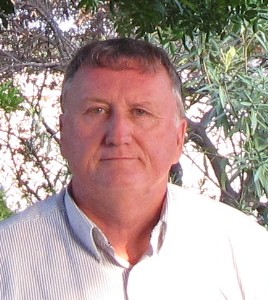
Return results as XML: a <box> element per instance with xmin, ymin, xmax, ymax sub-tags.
<box><xmin>61</xmin><ymin>38</ymin><xmax>185</xmax><ymax>118</ymax></box>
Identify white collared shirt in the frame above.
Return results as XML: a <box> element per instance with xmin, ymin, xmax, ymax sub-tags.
<box><xmin>1</xmin><ymin>184</ymin><xmax>268</xmax><ymax>299</ymax></box>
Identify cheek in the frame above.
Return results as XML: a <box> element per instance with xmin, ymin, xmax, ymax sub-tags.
<box><xmin>161</xmin><ymin>129</ymin><xmax>183</xmax><ymax>163</ymax></box>
<box><xmin>60</xmin><ymin>118</ymin><xmax>82</xmax><ymax>159</ymax></box>
<box><xmin>61</xmin><ymin>116</ymin><xmax>86</xmax><ymax>142</ymax></box>
<box><xmin>60</xmin><ymin>129</ymin><xmax>74</xmax><ymax>161</ymax></box>
<box><xmin>147</xmin><ymin>131</ymin><xmax>179</xmax><ymax>164</ymax></box>
<box><xmin>61</xmin><ymin>118</ymin><xmax>103</xmax><ymax>163</ymax></box>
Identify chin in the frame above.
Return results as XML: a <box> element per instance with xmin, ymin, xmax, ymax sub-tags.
<box><xmin>96</xmin><ymin>175</ymin><xmax>147</xmax><ymax>191</ymax></box>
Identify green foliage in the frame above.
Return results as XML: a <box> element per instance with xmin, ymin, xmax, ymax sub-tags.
<box><xmin>0</xmin><ymin>190</ymin><xmax>13</xmax><ymax>221</ymax></box>
<box><xmin>255</xmin><ymin>202</ymin><xmax>268</xmax><ymax>228</ymax></box>
<box><xmin>79</xmin><ymin>0</ymin><xmax>268</xmax><ymax>40</ymax></box>
<box><xmin>199</xmin><ymin>30</ymin><xmax>268</xmax><ymax>203</ymax></box>
<box><xmin>78</xmin><ymin>0</ymin><xmax>106</xmax><ymax>14</ymax></box>
<box><xmin>0</xmin><ymin>81</ymin><xmax>24</xmax><ymax>112</ymax></box>
<box><xmin>0</xmin><ymin>0</ymin><xmax>14</xmax><ymax>29</ymax></box>
<box><xmin>176</xmin><ymin>16</ymin><xmax>268</xmax><ymax>215</ymax></box>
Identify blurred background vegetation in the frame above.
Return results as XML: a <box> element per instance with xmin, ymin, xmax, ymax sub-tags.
<box><xmin>1</xmin><ymin>0</ymin><xmax>268</xmax><ymax>226</ymax></box>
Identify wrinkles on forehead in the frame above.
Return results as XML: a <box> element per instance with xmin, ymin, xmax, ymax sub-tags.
<box><xmin>61</xmin><ymin>59</ymin><xmax>164</xmax><ymax>110</ymax></box>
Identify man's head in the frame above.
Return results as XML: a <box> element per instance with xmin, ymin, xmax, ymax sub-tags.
<box><xmin>61</xmin><ymin>38</ymin><xmax>185</xmax><ymax>119</ymax></box>
<box><xmin>60</xmin><ymin>38</ymin><xmax>187</xmax><ymax>194</ymax></box>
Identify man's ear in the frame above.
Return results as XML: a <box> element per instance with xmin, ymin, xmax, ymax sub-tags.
<box><xmin>177</xmin><ymin>118</ymin><xmax>187</xmax><ymax>145</ymax></box>
<box><xmin>175</xmin><ymin>118</ymin><xmax>188</xmax><ymax>159</ymax></box>
<box><xmin>59</xmin><ymin>114</ymin><xmax>63</xmax><ymax>132</ymax></box>
<box><xmin>59</xmin><ymin>114</ymin><xmax>65</xmax><ymax>157</ymax></box>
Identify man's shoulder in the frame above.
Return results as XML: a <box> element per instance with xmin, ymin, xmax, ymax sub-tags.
<box><xmin>0</xmin><ymin>189</ymin><xmax>66</xmax><ymax>232</ymax></box>
<box><xmin>167</xmin><ymin>183</ymin><xmax>265</xmax><ymax>234</ymax></box>
<box><xmin>166</xmin><ymin>184</ymin><xmax>268</xmax><ymax>297</ymax></box>
<box><xmin>168</xmin><ymin>183</ymin><xmax>241</xmax><ymax>216</ymax></box>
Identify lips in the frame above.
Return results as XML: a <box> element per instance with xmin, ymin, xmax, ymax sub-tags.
<box><xmin>101</xmin><ymin>157</ymin><xmax>136</xmax><ymax>160</ymax></box>
<box><xmin>100</xmin><ymin>150</ymin><xmax>140</xmax><ymax>162</ymax></box>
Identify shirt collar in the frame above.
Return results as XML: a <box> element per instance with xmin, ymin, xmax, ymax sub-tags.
<box><xmin>149</xmin><ymin>189</ymin><xmax>169</xmax><ymax>254</ymax></box>
<box><xmin>64</xmin><ymin>188</ymin><xmax>102</xmax><ymax>261</ymax></box>
<box><xmin>64</xmin><ymin>184</ymin><xmax>171</xmax><ymax>262</ymax></box>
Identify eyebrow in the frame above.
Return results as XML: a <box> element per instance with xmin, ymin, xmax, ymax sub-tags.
<box><xmin>135</xmin><ymin>101</ymin><xmax>166</xmax><ymax>114</ymax></box>
<box><xmin>84</xmin><ymin>98</ymin><xmax>156</xmax><ymax>108</ymax></box>
<box><xmin>83</xmin><ymin>98</ymin><xmax>109</xmax><ymax>104</ymax></box>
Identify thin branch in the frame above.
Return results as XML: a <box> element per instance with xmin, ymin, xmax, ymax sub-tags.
<box><xmin>42</xmin><ymin>119</ymin><xmax>60</xmax><ymax>145</ymax></box>
<box><xmin>187</xmin><ymin>117</ymin><xmax>239</xmax><ymax>206</ymax></box>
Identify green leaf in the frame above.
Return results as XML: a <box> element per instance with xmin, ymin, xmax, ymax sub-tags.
<box><xmin>0</xmin><ymin>81</ymin><xmax>24</xmax><ymax>112</ymax></box>
<box><xmin>225</xmin><ymin>46</ymin><xmax>236</xmax><ymax>72</ymax></box>
<box><xmin>251</xmin><ymin>110</ymin><xmax>258</xmax><ymax>134</ymax></box>
<box><xmin>0</xmin><ymin>190</ymin><xmax>13</xmax><ymax>221</ymax></box>
<box><xmin>219</xmin><ymin>85</ymin><xmax>227</xmax><ymax>108</ymax></box>
<box><xmin>78</xmin><ymin>0</ymin><xmax>104</xmax><ymax>14</ymax></box>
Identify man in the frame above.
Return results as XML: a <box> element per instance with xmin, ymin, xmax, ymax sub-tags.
<box><xmin>0</xmin><ymin>38</ymin><xmax>268</xmax><ymax>300</ymax></box>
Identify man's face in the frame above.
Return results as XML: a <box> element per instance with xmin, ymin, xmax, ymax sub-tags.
<box><xmin>60</xmin><ymin>65</ymin><xmax>187</xmax><ymax>192</ymax></box>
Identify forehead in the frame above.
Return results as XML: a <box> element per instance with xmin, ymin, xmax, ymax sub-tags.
<box><xmin>70</xmin><ymin>66</ymin><xmax>173</xmax><ymax>96</ymax></box>
<box><xmin>67</xmin><ymin>56</ymin><xmax>168</xmax><ymax>83</ymax></box>
<box><xmin>70</xmin><ymin>64</ymin><xmax>172</xmax><ymax>89</ymax></box>
<box><xmin>62</xmin><ymin>65</ymin><xmax>179</xmax><ymax>112</ymax></box>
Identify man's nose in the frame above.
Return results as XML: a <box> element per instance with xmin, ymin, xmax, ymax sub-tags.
<box><xmin>105</xmin><ymin>112</ymin><xmax>133</xmax><ymax>146</ymax></box>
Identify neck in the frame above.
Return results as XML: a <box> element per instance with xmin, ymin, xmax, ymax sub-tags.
<box><xmin>70</xmin><ymin>179</ymin><xmax>167</xmax><ymax>264</ymax></box>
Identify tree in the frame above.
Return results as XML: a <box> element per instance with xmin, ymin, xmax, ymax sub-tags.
<box><xmin>0</xmin><ymin>0</ymin><xmax>115</xmax><ymax>207</ymax></box>
<box><xmin>0</xmin><ymin>81</ymin><xmax>23</xmax><ymax>219</ymax></box>
<box><xmin>0</xmin><ymin>187</ymin><xmax>13</xmax><ymax>220</ymax></box>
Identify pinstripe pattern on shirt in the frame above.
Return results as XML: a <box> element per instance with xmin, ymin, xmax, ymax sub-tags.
<box><xmin>1</xmin><ymin>184</ymin><xmax>268</xmax><ymax>299</ymax></box>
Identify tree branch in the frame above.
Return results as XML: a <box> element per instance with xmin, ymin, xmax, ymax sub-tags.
<box><xmin>187</xmin><ymin>118</ymin><xmax>239</xmax><ymax>206</ymax></box>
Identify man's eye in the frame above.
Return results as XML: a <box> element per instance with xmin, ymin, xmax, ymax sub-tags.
<box><xmin>133</xmin><ymin>108</ymin><xmax>149</xmax><ymax>116</ymax></box>
<box><xmin>88</xmin><ymin>107</ymin><xmax>108</xmax><ymax>114</ymax></box>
